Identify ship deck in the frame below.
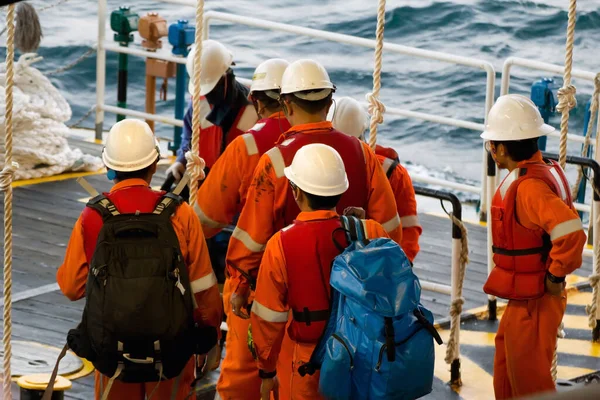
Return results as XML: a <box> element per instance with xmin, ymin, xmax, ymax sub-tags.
<box><xmin>2</xmin><ymin>137</ymin><xmax>598</xmax><ymax>399</ymax></box>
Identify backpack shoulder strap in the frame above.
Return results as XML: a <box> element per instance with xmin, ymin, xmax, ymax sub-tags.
<box><xmin>86</xmin><ymin>194</ymin><xmax>120</xmax><ymax>220</ymax></box>
<box><xmin>341</xmin><ymin>216</ymin><xmax>368</xmax><ymax>246</ymax></box>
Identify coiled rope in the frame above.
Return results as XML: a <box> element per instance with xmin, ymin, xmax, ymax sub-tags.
<box><xmin>553</xmin><ymin>0</ymin><xmax>578</xmax><ymax>383</ymax></box>
<box><xmin>185</xmin><ymin>0</ymin><xmax>206</xmax><ymax>206</ymax></box>
<box><xmin>1</xmin><ymin>5</ymin><xmax>17</xmax><ymax>398</ymax></box>
<box><xmin>366</xmin><ymin>0</ymin><xmax>386</xmax><ymax>151</ymax></box>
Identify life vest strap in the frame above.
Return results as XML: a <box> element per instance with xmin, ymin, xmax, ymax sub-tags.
<box><xmin>292</xmin><ymin>308</ymin><xmax>330</xmax><ymax>326</ymax></box>
<box><xmin>492</xmin><ymin>245</ymin><xmax>549</xmax><ymax>256</ymax></box>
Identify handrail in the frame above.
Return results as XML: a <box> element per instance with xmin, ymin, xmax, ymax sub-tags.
<box><xmin>542</xmin><ymin>152</ymin><xmax>600</xmax><ymax>198</ymax></box>
<box><xmin>413</xmin><ymin>185</ymin><xmax>464</xmax><ymax>386</ymax></box>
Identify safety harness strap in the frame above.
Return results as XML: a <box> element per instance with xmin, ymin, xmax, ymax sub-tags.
<box><xmin>292</xmin><ymin>308</ymin><xmax>330</xmax><ymax>326</ymax></box>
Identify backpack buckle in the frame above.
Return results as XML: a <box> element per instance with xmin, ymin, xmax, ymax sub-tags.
<box><xmin>298</xmin><ymin>362</ymin><xmax>316</xmax><ymax>377</ymax></box>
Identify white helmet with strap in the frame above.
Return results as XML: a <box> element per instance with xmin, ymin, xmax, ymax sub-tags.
<box><xmin>102</xmin><ymin>119</ymin><xmax>160</xmax><ymax>172</ymax></box>
<box><xmin>329</xmin><ymin>96</ymin><xmax>368</xmax><ymax>139</ymax></box>
<box><xmin>186</xmin><ymin>40</ymin><xmax>234</xmax><ymax>96</ymax></box>
<box><xmin>284</xmin><ymin>143</ymin><xmax>349</xmax><ymax>197</ymax></box>
<box><xmin>480</xmin><ymin>94</ymin><xmax>555</xmax><ymax>141</ymax></box>
<box><xmin>250</xmin><ymin>58</ymin><xmax>290</xmax><ymax>97</ymax></box>
<box><xmin>280</xmin><ymin>59</ymin><xmax>335</xmax><ymax>101</ymax></box>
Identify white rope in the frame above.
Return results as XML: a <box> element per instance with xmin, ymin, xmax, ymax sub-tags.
<box><xmin>186</xmin><ymin>0</ymin><xmax>205</xmax><ymax>206</ymax></box>
<box><xmin>0</xmin><ymin>54</ymin><xmax>102</xmax><ymax>180</ymax></box>
<box><xmin>2</xmin><ymin>5</ymin><xmax>15</xmax><ymax>398</ymax></box>
<box><xmin>444</xmin><ymin>214</ymin><xmax>469</xmax><ymax>366</ymax></box>
<box><xmin>556</xmin><ymin>0</ymin><xmax>578</xmax><ymax>170</ymax></box>
<box><xmin>552</xmin><ymin>0</ymin><xmax>578</xmax><ymax>382</ymax></box>
<box><xmin>366</xmin><ymin>0</ymin><xmax>387</xmax><ymax>151</ymax></box>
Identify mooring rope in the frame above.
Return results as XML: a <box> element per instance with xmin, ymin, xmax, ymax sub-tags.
<box><xmin>185</xmin><ymin>0</ymin><xmax>206</xmax><ymax>206</ymax></box>
<box><xmin>366</xmin><ymin>0</ymin><xmax>387</xmax><ymax>151</ymax></box>
<box><xmin>1</xmin><ymin>5</ymin><xmax>17</xmax><ymax>399</ymax></box>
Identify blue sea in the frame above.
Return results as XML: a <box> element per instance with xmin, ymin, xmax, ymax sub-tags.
<box><xmin>6</xmin><ymin>0</ymin><xmax>600</xmax><ymax>198</ymax></box>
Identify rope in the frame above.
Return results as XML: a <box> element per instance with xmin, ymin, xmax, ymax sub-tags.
<box><xmin>68</xmin><ymin>105</ymin><xmax>96</xmax><ymax>129</ymax></box>
<box><xmin>185</xmin><ymin>0</ymin><xmax>205</xmax><ymax>206</ymax></box>
<box><xmin>2</xmin><ymin>5</ymin><xmax>16</xmax><ymax>398</ymax></box>
<box><xmin>45</xmin><ymin>47</ymin><xmax>96</xmax><ymax>76</ymax></box>
<box><xmin>570</xmin><ymin>74</ymin><xmax>600</xmax><ymax>198</ymax></box>
<box><xmin>551</xmin><ymin>322</ymin><xmax>566</xmax><ymax>382</ymax></box>
<box><xmin>556</xmin><ymin>0</ymin><xmax>578</xmax><ymax>170</ymax></box>
<box><xmin>366</xmin><ymin>0</ymin><xmax>387</xmax><ymax>151</ymax></box>
<box><xmin>443</xmin><ymin>210</ymin><xmax>470</xmax><ymax>365</ymax></box>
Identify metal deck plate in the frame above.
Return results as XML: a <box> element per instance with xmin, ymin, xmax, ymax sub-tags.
<box><xmin>0</xmin><ymin>341</ymin><xmax>83</xmax><ymax>377</ymax></box>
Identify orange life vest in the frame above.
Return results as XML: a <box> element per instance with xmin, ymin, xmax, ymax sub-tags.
<box><xmin>277</xmin><ymin>129</ymin><xmax>368</xmax><ymax>229</ymax></box>
<box><xmin>81</xmin><ymin>185</ymin><xmax>164</xmax><ymax>263</ymax></box>
<box><xmin>280</xmin><ymin>217</ymin><xmax>347</xmax><ymax>343</ymax></box>
<box><xmin>483</xmin><ymin>159</ymin><xmax>572</xmax><ymax>300</ymax></box>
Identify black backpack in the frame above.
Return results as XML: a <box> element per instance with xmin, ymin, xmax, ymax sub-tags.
<box><xmin>72</xmin><ymin>189</ymin><xmax>199</xmax><ymax>383</ymax></box>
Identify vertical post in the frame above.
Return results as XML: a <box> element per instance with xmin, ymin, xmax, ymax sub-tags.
<box><xmin>117</xmin><ymin>53</ymin><xmax>128</xmax><ymax>122</ymax></box>
<box><xmin>95</xmin><ymin>0</ymin><xmax>107</xmax><ymax>140</ymax></box>
<box><xmin>486</xmin><ymin>155</ymin><xmax>497</xmax><ymax>321</ymax></box>
<box><xmin>146</xmin><ymin>66</ymin><xmax>156</xmax><ymax>132</ymax></box>
<box><xmin>450</xmin><ymin>199</ymin><xmax>463</xmax><ymax>386</ymax></box>
<box><xmin>576</xmin><ymin>101</ymin><xmax>593</xmax><ymax>219</ymax></box>
<box><xmin>594</xmin><ymin>99</ymin><xmax>600</xmax><ymax>342</ymax></box>
<box><xmin>172</xmin><ymin>63</ymin><xmax>187</xmax><ymax>154</ymax></box>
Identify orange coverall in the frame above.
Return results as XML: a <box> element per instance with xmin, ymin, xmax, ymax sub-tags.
<box><xmin>57</xmin><ymin>179</ymin><xmax>223</xmax><ymax>400</ymax></box>
<box><xmin>219</xmin><ymin>121</ymin><xmax>402</xmax><ymax>399</ymax></box>
<box><xmin>251</xmin><ymin>211</ymin><xmax>391</xmax><ymax>400</ymax></box>
<box><xmin>492</xmin><ymin>153</ymin><xmax>587</xmax><ymax>399</ymax></box>
<box><xmin>195</xmin><ymin>112</ymin><xmax>289</xmax><ymax>239</ymax></box>
<box><xmin>377</xmin><ymin>154</ymin><xmax>422</xmax><ymax>262</ymax></box>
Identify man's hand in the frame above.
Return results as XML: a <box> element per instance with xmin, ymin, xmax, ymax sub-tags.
<box><xmin>166</xmin><ymin>161</ymin><xmax>186</xmax><ymax>182</ymax></box>
<box><xmin>260</xmin><ymin>377</ymin><xmax>279</xmax><ymax>400</ymax></box>
<box><xmin>344</xmin><ymin>207</ymin><xmax>366</xmax><ymax>219</ymax></box>
<box><xmin>230</xmin><ymin>291</ymin><xmax>250</xmax><ymax>319</ymax></box>
<box><xmin>545</xmin><ymin>275</ymin><xmax>566</xmax><ymax>296</ymax></box>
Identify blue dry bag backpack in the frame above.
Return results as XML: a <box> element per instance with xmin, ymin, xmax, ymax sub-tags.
<box><xmin>300</xmin><ymin>216</ymin><xmax>443</xmax><ymax>400</ymax></box>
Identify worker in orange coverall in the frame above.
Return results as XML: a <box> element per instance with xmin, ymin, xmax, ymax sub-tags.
<box><xmin>481</xmin><ymin>94</ymin><xmax>587</xmax><ymax>399</ymax></box>
<box><xmin>57</xmin><ymin>119</ymin><xmax>222</xmax><ymax>400</ymax></box>
<box><xmin>330</xmin><ymin>96</ymin><xmax>422</xmax><ymax>262</ymax></box>
<box><xmin>222</xmin><ymin>59</ymin><xmax>402</xmax><ymax>400</ymax></box>
<box><xmin>194</xmin><ymin>58</ymin><xmax>291</xmax><ymax>399</ymax></box>
<box><xmin>250</xmin><ymin>143</ymin><xmax>391</xmax><ymax>400</ymax></box>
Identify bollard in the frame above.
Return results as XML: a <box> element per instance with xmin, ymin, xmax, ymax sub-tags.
<box><xmin>17</xmin><ymin>374</ymin><xmax>71</xmax><ymax>400</ymax></box>
<box><xmin>168</xmin><ymin>20</ymin><xmax>195</xmax><ymax>154</ymax></box>
<box><xmin>110</xmin><ymin>6</ymin><xmax>139</xmax><ymax>122</ymax></box>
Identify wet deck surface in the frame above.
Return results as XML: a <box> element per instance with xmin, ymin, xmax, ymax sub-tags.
<box><xmin>1</xmin><ymin>137</ymin><xmax>597</xmax><ymax>399</ymax></box>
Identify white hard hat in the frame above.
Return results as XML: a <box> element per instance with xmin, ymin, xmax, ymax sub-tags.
<box><xmin>186</xmin><ymin>40</ymin><xmax>234</xmax><ymax>96</ymax></box>
<box><xmin>480</xmin><ymin>94</ymin><xmax>555</xmax><ymax>141</ymax></box>
<box><xmin>102</xmin><ymin>119</ymin><xmax>160</xmax><ymax>172</ymax></box>
<box><xmin>284</xmin><ymin>143</ymin><xmax>349</xmax><ymax>197</ymax></box>
<box><xmin>250</xmin><ymin>58</ymin><xmax>290</xmax><ymax>94</ymax></box>
<box><xmin>329</xmin><ymin>96</ymin><xmax>368</xmax><ymax>139</ymax></box>
<box><xmin>280</xmin><ymin>59</ymin><xmax>335</xmax><ymax>101</ymax></box>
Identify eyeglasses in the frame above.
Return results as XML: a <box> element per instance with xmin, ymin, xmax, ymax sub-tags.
<box><xmin>289</xmin><ymin>180</ymin><xmax>297</xmax><ymax>190</ymax></box>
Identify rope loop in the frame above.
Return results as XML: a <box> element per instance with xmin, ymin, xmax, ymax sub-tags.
<box><xmin>366</xmin><ymin>92</ymin><xmax>386</xmax><ymax>125</ymax></box>
<box><xmin>0</xmin><ymin>162</ymin><xmax>19</xmax><ymax>192</ymax></box>
<box><xmin>184</xmin><ymin>151</ymin><xmax>206</xmax><ymax>182</ymax></box>
<box><xmin>556</xmin><ymin>84</ymin><xmax>577</xmax><ymax>114</ymax></box>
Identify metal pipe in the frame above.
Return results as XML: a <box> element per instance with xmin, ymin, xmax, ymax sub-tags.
<box><xmin>383</xmin><ymin>106</ymin><xmax>484</xmax><ymax>132</ymax></box>
<box><xmin>145</xmin><ymin>73</ymin><xmax>156</xmax><ymax>131</ymax></box>
<box><xmin>410</xmin><ymin>174</ymin><xmax>480</xmax><ymax>195</ymax></box>
<box><xmin>95</xmin><ymin>1</ymin><xmax>107</xmax><ymax>140</ymax></box>
<box><xmin>420</xmin><ymin>281</ymin><xmax>452</xmax><ymax>296</ymax></box>
<box><xmin>101</xmin><ymin>105</ymin><xmax>184</xmax><ymax>127</ymax></box>
<box><xmin>104</xmin><ymin>43</ymin><xmax>187</xmax><ymax>64</ymax></box>
<box><xmin>172</xmin><ymin>63</ymin><xmax>187</xmax><ymax>155</ymax></box>
<box><xmin>117</xmin><ymin>53</ymin><xmax>128</xmax><ymax>122</ymax></box>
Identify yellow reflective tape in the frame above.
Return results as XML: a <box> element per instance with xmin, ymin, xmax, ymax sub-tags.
<box><xmin>251</xmin><ymin>300</ymin><xmax>288</xmax><ymax>323</ymax></box>
<box><xmin>382</xmin><ymin>214</ymin><xmax>401</xmax><ymax>233</ymax></box>
<box><xmin>266</xmin><ymin>147</ymin><xmax>285</xmax><ymax>178</ymax></box>
<box><xmin>191</xmin><ymin>273</ymin><xmax>218</xmax><ymax>294</ymax></box>
<box><xmin>550</xmin><ymin>218</ymin><xmax>583</xmax><ymax>241</ymax></box>
<box><xmin>400</xmin><ymin>215</ymin><xmax>420</xmax><ymax>228</ymax></box>
<box><xmin>232</xmin><ymin>227</ymin><xmax>266</xmax><ymax>253</ymax></box>
<box><xmin>194</xmin><ymin>202</ymin><xmax>227</xmax><ymax>229</ymax></box>
<box><xmin>243</xmin><ymin>133</ymin><xmax>259</xmax><ymax>156</ymax></box>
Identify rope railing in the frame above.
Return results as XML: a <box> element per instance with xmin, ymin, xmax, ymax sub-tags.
<box><xmin>185</xmin><ymin>0</ymin><xmax>206</xmax><ymax>206</ymax></box>
<box><xmin>366</xmin><ymin>0</ymin><xmax>386</xmax><ymax>151</ymax></box>
<box><xmin>1</xmin><ymin>5</ymin><xmax>17</xmax><ymax>398</ymax></box>
<box><xmin>552</xmin><ymin>0</ymin><xmax>578</xmax><ymax>382</ymax></box>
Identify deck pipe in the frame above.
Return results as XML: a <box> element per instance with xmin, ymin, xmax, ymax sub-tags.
<box><xmin>168</xmin><ymin>20</ymin><xmax>195</xmax><ymax>155</ymax></box>
<box><xmin>110</xmin><ymin>6</ymin><xmax>138</xmax><ymax>122</ymax></box>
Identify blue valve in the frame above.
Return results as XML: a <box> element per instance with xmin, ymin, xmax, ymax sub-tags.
<box><xmin>168</xmin><ymin>20</ymin><xmax>196</xmax><ymax>56</ymax></box>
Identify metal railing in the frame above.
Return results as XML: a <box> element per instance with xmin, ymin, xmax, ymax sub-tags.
<box><xmin>413</xmin><ymin>185</ymin><xmax>465</xmax><ymax>386</ymax></box>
